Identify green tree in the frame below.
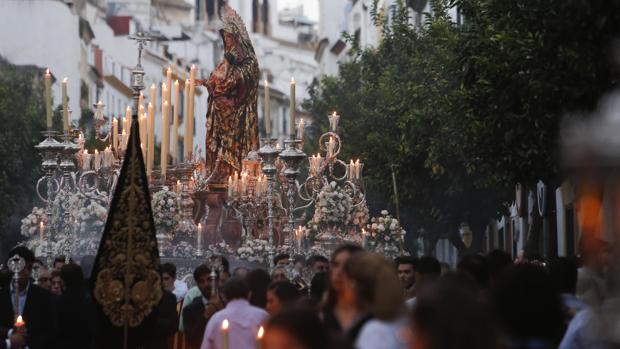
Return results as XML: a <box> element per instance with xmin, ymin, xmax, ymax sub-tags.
<box><xmin>0</xmin><ymin>57</ymin><xmax>54</xmax><ymax>259</ymax></box>
<box><xmin>304</xmin><ymin>0</ymin><xmax>620</xmax><ymax>256</ymax></box>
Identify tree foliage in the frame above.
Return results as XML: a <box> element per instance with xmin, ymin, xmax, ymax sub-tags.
<box><xmin>303</xmin><ymin>0</ymin><xmax>620</xmax><ymax>254</ymax></box>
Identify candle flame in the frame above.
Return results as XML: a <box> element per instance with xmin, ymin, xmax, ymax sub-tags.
<box><xmin>40</xmin><ymin>221</ymin><xmax>44</xmax><ymax>229</ymax></box>
<box><xmin>148</xmin><ymin>102</ymin><xmax>153</xmax><ymax>107</ymax></box>
<box><xmin>257</xmin><ymin>326</ymin><xmax>264</xmax><ymax>339</ymax></box>
<box><xmin>15</xmin><ymin>315</ymin><xmax>25</xmax><ymax>327</ymax></box>
<box><xmin>332</xmin><ymin>111</ymin><xmax>337</xmax><ymax>116</ymax></box>
<box><xmin>63</xmin><ymin>77</ymin><xmax>67</xmax><ymax>83</ymax></box>
<box><xmin>198</xmin><ymin>223</ymin><xmax>202</xmax><ymax>229</ymax></box>
<box><xmin>45</xmin><ymin>68</ymin><xmax>50</xmax><ymax>75</ymax></box>
<box><xmin>167</xmin><ymin>66</ymin><xmax>172</xmax><ymax>73</ymax></box>
<box><xmin>97</xmin><ymin>100</ymin><xmax>103</xmax><ymax>106</ymax></box>
<box><xmin>127</xmin><ymin>106</ymin><xmax>131</xmax><ymax>112</ymax></box>
<box><xmin>83</xmin><ymin>149</ymin><xmax>88</xmax><ymax>154</ymax></box>
<box><xmin>162</xmin><ymin>82</ymin><xmax>167</xmax><ymax>89</ymax></box>
<box><xmin>291</xmin><ymin>77</ymin><xmax>295</xmax><ymax>84</ymax></box>
<box><xmin>222</xmin><ymin>319</ymin><xmax>229</xmax><ymax>330</ymax></box>
<box><xmin>264</xmin><ymin>80</ymin><xmax>268</xmax><ymax>86</ymax></box>
<box><xmin>95</xmin><ymin>149</ymin><xmax>99</xmax><ymax>154</ymax></box>
<box><xmin>175</xmin><ymin>79</ymin><xmax>179</xmax><ymax>85</ymax></box>
<box><xmin>362</xmin><ymin>228</ymin><xmax>367</xmax><ymax>236</ymax></box>
<box><xmin>164</xmin><ymin>100</ymin><xmax>168</xmax><ymax>106</ymax></box>
<box><xmin>151</xmin><ymin>83</ymin><xmax>156</xmax><ymax>89</ymax></box>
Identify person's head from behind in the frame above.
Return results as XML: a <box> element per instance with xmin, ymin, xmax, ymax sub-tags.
<box><xmin>274</xmin><ymin>253</ymin><xmax>290</xmax><ymax>267</ymax></box>
<box><xmin>266</xmin><ymin>281</ymin><xmax>301</xmax><ymax>316</ymax></box>
<box><xmin>548</xmin><ymin>257</ymin><xmax>578</xmax><ymax>295</ymax></box>
<box><xmin>310</xmin><ymin>272</ymin><xmax>327</xmax><ymax>303</ymax></box>
<box><xmin>160</xmin><ymin>263</ymin><xmax>177</xmax><ymax>292</ymax></box>
<box><xmin>193</xmin><ymin>264</ymin><xmax>213</xmax><ymax>298</ymax></box>
<box><xmin>492</xmin><ymin>264</ymin><xmax>564</xmax><ymax>347</ymax></box>
<box><xmin>222</xmin><ymin>277</ymin><xmax>250</xmax><ymax>302</ymax></box>
<box><xmin>264</xmin><ymin>308</ymin><xmax>329</xmax><ymax>349</ymax></box>
<box><xmin>308</xmin><ymin>255</ymin><xmax>329</xmax><ymax>274</ymax></box>
<box><xmin>271</xmin><ymin>266</ymin><xmax>288</xmax><ymax>282</ymax></box>
<box><xmin>457</xmin><ymin>254</ymin><xmax>489</xmax><ymax>289</ymax></box>
<box><xmin>233</xmin><ymin>266</ymin><xmax>250</xmax><ymax>278</ymax></box>
<box><xmin>414</xmin><ymin>256</ymin><xmax>441</xmax><ymax>286</ymax></box>
<box><xmin>246</xmin><ymin>268</ymin><xmax>271</xmax><ymax>308</ymax></box>
<box><xmin>60</xmin><ymin>263</ymin><xmax>83</xmax><ymax>291</ymax></box>
<box><xmin>395</xmin><ymin>256</ymin><xmax>417</xmax><ymax>290</ymax></box>
<box><xmin>343</xmin><ymin>252</ymin><xmax>404</xmax><ymax>321</ymax></box>
<box><xmin>410</xmin><ymin>272</ymin><xmax>495</xmax><ymax>349</ymax></box>
<box><xmin>485</xmin><ymin>250</ymin><xmax>512</xmax><ymax>287</ymax></box>
<box><xmin>293</xmin><ymin>255</ymin><xmax>305</xmax><ymax>272</ymax></box>
<box><xmin>7</xmin><ymin>246</ymin><xmax>35</xmax><ymax>289</ymax></box>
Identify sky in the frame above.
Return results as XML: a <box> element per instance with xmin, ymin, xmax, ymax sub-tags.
<box><xmin>278</xmin><ymin>0</ymin><xmax>319</xmax><ymax>21</ymax></box>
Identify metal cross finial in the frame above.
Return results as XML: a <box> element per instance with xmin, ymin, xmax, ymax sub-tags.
<box><xmin>128</xmin><ymin>32</ymin><xmax>154</xmax><ymax>69</ymax></box>
<box><xmin>8</xmin><ymin>255</ymin><xmax>25</xmax><ymax>278</ymax></box>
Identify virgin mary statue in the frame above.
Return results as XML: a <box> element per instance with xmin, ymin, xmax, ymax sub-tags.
<box><xmin>199</xmin><ymin>1</ymin><xmax>259</xmax><ymax>183</ymax></box>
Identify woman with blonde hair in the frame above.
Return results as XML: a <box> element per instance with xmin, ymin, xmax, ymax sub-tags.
<box><xmin>344</xmin><ymin>252</ymin><xmax>409</xmax><ymax>349</ymax></box>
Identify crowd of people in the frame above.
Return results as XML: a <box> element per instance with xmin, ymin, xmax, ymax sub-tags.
<box><xmin>0</xmin><ymin>242</ymin><xmax>615</xmax><ymax>349</ymax></box>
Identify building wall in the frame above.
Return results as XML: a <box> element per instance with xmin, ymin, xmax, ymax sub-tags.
<box><xmin>0</xmin><ymin>0</ymin><xmax>82</xmax><ymax>125</ymax></box>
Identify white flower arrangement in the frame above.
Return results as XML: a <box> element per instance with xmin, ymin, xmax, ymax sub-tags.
<box><xmin>312</xmin><ymin>181</ymin><xmax>352</xmax><ymax>228</ymax></box>
<box><xmin>205</xmin><ymin>240</ymin><xmax>234</xmax><ymax>258</ymax></box>
<box><xmin>366</xmin><ymin>210</ymin><xmax>406</xmax><ymax>258</ymax></box>
<box><xmin>151</xmin><ymin>187</ymin><xmax>181</xmax><ymax>229</ymax></box>
<box><xmin>349</xmin><ymin>196</ymin><xmax>369</xmax><ymax>230</ymax></box>
<box><xmin>20</xmin><ymin>207</ymin><xmax>47</xmax><ymax>239</ymax></box>
<box><xmin>235</xmin><ymin>238</ymin><xmax>274</xmax><ymax>264</ymax></box>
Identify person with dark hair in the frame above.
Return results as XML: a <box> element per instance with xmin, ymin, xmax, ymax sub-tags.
<box><xmin>308</xmin><ymin>255</ymin><xmax>329</xmax><ymax>274</ymax></box>
<box><xmin>55</xmin><ymin>263</ymin><xmax>92</xmax><ymax>348</ymax></box>
<box><xmin>266</xmin><ymin>281</ymin><xmax>301</xmax><ymax>316</ymax></box>
<box><xmin>493</xmin><ymin>264</ymin><xmax>566</xmax><ymax>349</ymax></box>
<box><xmin>183</xmin><ymin>264</ymin><xmax>222</xmax><ymax>349</ymax></box>
<box><xmin>486</xmin><ymin>249</ymin><xmax>513</xmax><ymax>288</ymax></box>
<box><xmin>264</xmin><ymin>308</ymin><xmax>331</xmax><ymax>349</ymax></box>
<box><xmin>321</xmin><ymin>244</ymin><xmax>363</xmax><ymax>341</ymax></box>
<box><xmin>232</xmin><ymin>266</ymin><xmax>250</xmax><ymax>278</ymax></box>
<box><xmin>246</xmin><ymin>268</ymin><xmax>271</xmax><ymax>309</ymax></box>
<box><xmin>394</xmin><ymin>256</ymin><xmax>417</xmax><ymax>299</ymax></box>
<box><xmin>549</xmin><ymin>258</ymin><xmax>602</xmax><ymax>349</ymax></box>
<box><xmin>406</xmin><ymin>256</ymin><xmax>441</xmax><ymax>308</ymax></box>
<box><xmin>410</xmin><ymin>272</ymin><xmax>496</xmax><ymax>349</ymax></box>
<box><xmin>50</xmin><ymin>270</ymin><xmax>63</xmax><ymax>296</ymax></box>
<box><xmin>273</xmin><ymin>253</ymin><xmax>290</xmax><ymax>267</ymax></box>
<box><xmin>201</xmin><ymin>277</ymin><xmax>268</xmax><ymax>349</ymax></box>
<box><xmin>161</xmin><ymin>263</ymin><xmax>188</xmax><ymax>303</ymax></box>
<box><xmin>53</xmin><ymin>256</ymin><xmax>71</xmax><ymax>271</ymax></box>
<box><xmin>310</xmin><ymin>272</ymin><xmax>327</xmax><ymax>304</ymax></box>
<box><xmin>271</xmin><ymin>266</ymin><xmax>288</xmax><ymax>282</ymax></box>
<box><xmin>0</xmin><ymin>245</ymin><xmax>53</xmax><ymax>348</ymax></box>
<box><xmin>457</xmin><ymin>254</ymin><xmax>490</xmax><ymax>289</ymax></box>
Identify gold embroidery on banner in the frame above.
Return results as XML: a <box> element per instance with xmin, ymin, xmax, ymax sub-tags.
<box><xmin>94</xmin><ymin>118</ymin><xmax>162</xmax><ymax>328</ymax></box>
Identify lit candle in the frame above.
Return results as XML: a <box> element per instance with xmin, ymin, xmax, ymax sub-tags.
<box><xmin>147</xmin><ymin>102</ymin><xmax>155</xmax><ymax>177</ymax></box>
<box><xmin>139</xmin><ymin>91</ymin><xmax>144</xmax><ymax>109</ymax></box>
<box><xmin>150</xmin><ymin>83</ymin><xmax>157</xmax><ymax>112</ymax></box>
<box><xmin>82</xmin><ymin>150</ymin><xmax>91</xmax><ymax>171</ymax></box>
<box><xmin>289</xmin><ymin>77</ymin><xmax>296</xmax><ymax>138</ymax></box>
<box><xmin>161</xmin><ymin>100</ymin><xmax>170</xmax><ymax>177</ymax></box>
<box><xmin>45</xmin><ymin>69</ymin><xmax>52</xmax><ymax>129</ymax></box>
<box><xmin>103</xmin><ymin>146</ymin><xmax>113</xmax><ymax>168</ymax></box>
<box><xmin>183</xmin><ymin>79</ymin><xmax>190</xmax><ymax>161</ymax></box>
<box><xmin>94</xmin><ymin>149</ymin><xmax>100</xmax><ymax>171</ymax></box>
<box><xmin>121</xmin><ymin>130</ymin><xmax>128</xmax><ymax>152</ymax></box>
<box><xmin>349</xmin><ymin>160</ymin><xmax>355</xmax><ymax>180</ymax></box>
<box><xmin>172</xmin><ymin>80</ymin><xmax>180</xmax><ymax>165</ymax></box>
<box><xmin>362</xmin><ymin>228</ymin><xmax>368</xmax><ymax>249</ymax></box>
<box><xmin>256</xmin><ymin>326</ymin><xmax>264</xmax><ymax>349</ymax></box>
<box><xmin>355</xmin><ymin>159</ymin><xmax>361</xmax><ymax>179</ymax></box>
<box><xmin>264</xmin><ymin>80</ymin><xmax>271</xmax><ymax>137</ymax></box>
<box><xmin>296</xmin><ymin>227</ymin><xmax>302</xmax><ymax>250</ymax></box>
<box><xmin>328</xmin><ymin>137</ymin><xmax>335</xmax><ymax>158</ymax></box>
<box><xmin>176</xmin><ymin>180</ymin><xmax>181</xmax><ymax>193</ymax></box>
<box><xmin>15</xmin><ymin>315</ymin><xmax>25</xmax><ymax>328</ymax></box>
<box><xmin>62</xmin><ymin>78</ymin><xmax>69</xmax><ymax>131</ymax></box>
<box><xmin>39</xmin><ymin>221</ymin><xmax>44</xmax><ymax>240</ymax></box>
<box><xmin>112</xmin><ymin>118</ymin><xmax>119</xmax><ymax>151</ymax></box>
<box><xmin>125</xmin><ymin>106</ymin><xmax>132</xmax><ymax>133</ymax></box>
<box><xmin>329</xmin><ymin>112</ymin><xmax>340</xmax><ymax>133</ymax></box>
<box><xmin>139</xmin><ymin>113</ymin><xmax>147</xmax><ymax>158</ymax></box>
<box><xmin>187</xmin><ymin>66</ymin><xmax>196</xmax><ymax>160</ymax></box>
<box><xmin>221</xmin><ymin>319</ymin><xmax>230</xmax><ymax>349</ymax></box>
<box><xmin>166</xmin><ymin>66</ymin><xmax>172</xmax><ymax>105</ymax></box>
<box><xmin>296</xmin><ymin>118</ymin><xmax>305</xmax><ymax>140</ymax></box>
